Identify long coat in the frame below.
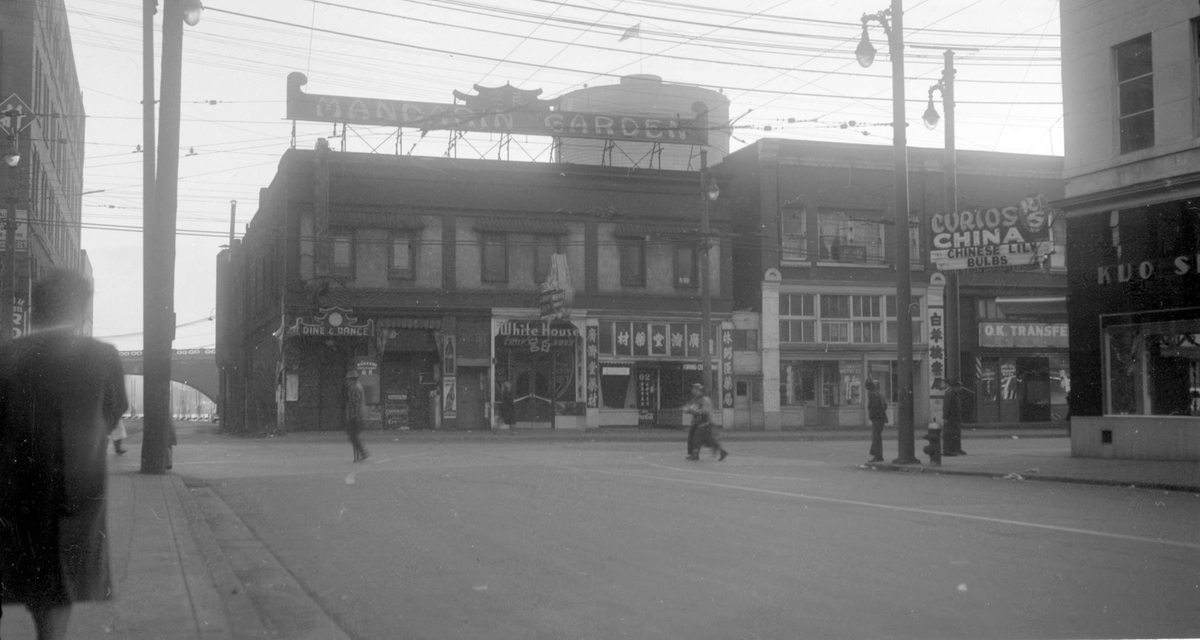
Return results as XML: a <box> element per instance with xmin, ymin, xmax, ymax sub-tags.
<box><xmin>0</xmin><ymin>328</ymin><xmax>128</xmax><ymax>605</ymax></box>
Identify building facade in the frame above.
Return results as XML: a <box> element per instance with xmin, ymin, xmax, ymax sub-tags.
<box><xmin>218</xmin><ymin>141</ymin><xmax>734</xmax><ymax>433</ymax></box>
<box><xmin>719</xmin><ymin>139</ymin><xmax>1065</xmax><ymax>431</ymax></box>
<box><xmin>1058</xmin><ymin>0</ymin><xmax>1200</xmax><ymax>460</ymax></box>
<box><xmin>0</xmin><ymin>0</ymin><xmax>88</xmax><ymax>337</ymax></box>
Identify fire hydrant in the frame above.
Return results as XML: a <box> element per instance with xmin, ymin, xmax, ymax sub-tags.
<box><xmin>924</xmin><ymin>420</ymin><xmax>942</xmax><ymax>466</ymax></box>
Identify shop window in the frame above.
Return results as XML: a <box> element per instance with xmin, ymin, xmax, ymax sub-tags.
<box><xmin>1049</xmin><ymin>217</ymin><xmax>1067</xmax><ymax>272</ymax></box>
<box><xmin>674</xmin><ymin>242</ymin><xmax>697</xmax><ymax>288</ymax></box>
<box><xmin>600</xmin><ymin>366</ymin><xmax>635</xmax><ymax>409</ymax></box>
<box><xmin>780</xmin><ymin>361</ymin><xmax>818</xmax><ymax>406</ymax></box>
<box><xmin>781</xmin><ymin>206</ymin><xmax>807</xmax><ymax>262</ymax></box>
<box><xmin>533</xmin><ymin>235</ymin><xmax>558</xmax><ymax>283</ymax></box>
<box><xmin>390</xmin><ymin>232</ymin><xmax>415</xmax><ymax>279</ymax></box>
<box><xmin>868</xmin><ymin>360</ymin><xmax>899</xmax><ymax>403</ymax></box>
<box><xmin>599</xmin><ymin>320</ymin><xmax>614</xmax><ymax>354</ymax></box>
<box><xmin>1116</xmin><ymin>34</ymin><xmax>1154</xmax><ymax>154</ymax></box>
<box><xmin>1104</xmin><ymin>318</ymin><xmax>1200</xmax><ymax>416</ymax></box>
<box><xmin>821</xmin><ymin>360</ymin><xmax>863</xmax><ymax>407</ymax></box>
<box><xmin>481</xmin><ymin>232</ymin><xmax>507</xmax><ymax>282</ymax></box>
<box><xmin>620</xmin><ymin>239</ymin><xmax>646</xmax><ymax>287</ymax></box>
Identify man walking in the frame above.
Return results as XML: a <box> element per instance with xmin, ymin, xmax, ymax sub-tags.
<box><xmin>1</xmin><ymin>269</ymin><xmax>129</xmax><ymax>640</ymax></box>
<box><xmin>684</xmin><ymin>383</ymin><xmax>727</xmax><ymax>461</ymax></box>
<box><xmin>943</xmin><ymin>379</ymin><xmax>966</xmax><ymax>456</ymax></box>
<box><xmin>866</xmin><ymin>379</ymin><xmax>888</xmax><ymax>463</ymax></box>
<box><xmin>345</xmin><ymin>370</ymin><xmax>370</xmax><ymax>462</ymax></box>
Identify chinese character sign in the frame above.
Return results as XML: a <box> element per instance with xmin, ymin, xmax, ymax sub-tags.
<box><xmin>586</xmin><ymin>326</ymin><xmax>599</xmax><ymax>409</ymax></box>
<box><xmin>720</xmin><ymin>329</ymin><xmax>734</xmax><ymax>409</ymax></box>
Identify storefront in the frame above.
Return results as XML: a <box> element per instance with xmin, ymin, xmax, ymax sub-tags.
<box><xmin>492</xmin><ymin>318</ymin><xmax>583</xmax><ymax>429</ymax></box>
<box><xmin>589</xmin><ymin>319</ymin><xmax>728</xmax><ymax>428</ymax></box>
<box><xmin>967</xmin><ymin>322</ymin><xmax>1069</xmax><ymax>424</ymax></box>
<box><xmin>1067</xmin><ymin>197</ymin><xmax>1200</xmax><ymax>460</ymax></box>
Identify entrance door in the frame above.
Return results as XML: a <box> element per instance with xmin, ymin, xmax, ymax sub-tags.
<box><xmin>1018</xmin><ymin>357</ymin><xmax>1051</xmax><ymax>422</ymax></box>
<box><xmin>734</xmin><ymin>379</ymin><xmax>751</xmax><ymax>428</ymax></box>
<box><xmin>515</xmin><ymin>353</ymin><xmax>554</xmax><ymax>427</ymax></box>
<box><xmin>456</xmin><ymin>367</ymin><xmax>485</xmax><ymax>430</ymax></box>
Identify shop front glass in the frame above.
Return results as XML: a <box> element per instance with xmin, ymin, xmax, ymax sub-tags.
<box><xmin>1104</xmin><ymin>317</ymin><xmax>1200</xmax><ymax>416</ymax></box>
<box><xmin>973</xmin><ymin>353</ymin><xmax>1070</xmax><ymax>422</ymax></box>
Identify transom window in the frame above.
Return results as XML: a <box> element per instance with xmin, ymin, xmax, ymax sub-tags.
<box><xmin>780</xmin><ymin>293</ymin><xmax>923</xmax><ymax>345</ymax></box>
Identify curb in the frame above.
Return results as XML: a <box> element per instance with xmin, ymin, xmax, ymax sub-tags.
<box><xmin>860</xmin><ymin>462</ymin><xmax>1200</xmax><ymax>494</ymax></box>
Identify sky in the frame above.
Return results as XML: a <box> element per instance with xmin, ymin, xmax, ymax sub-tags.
<box><xmin>63</xmin><ymin>0</ymin><xmax>1064</xmax><ymax>352</ymax></box>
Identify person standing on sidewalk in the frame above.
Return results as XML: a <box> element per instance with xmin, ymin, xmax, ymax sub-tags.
<box><xmin>943</xmin><ymin>379</ymin><xmax>966</xmax><ymax>456</ymax></box>
<box><xmin>866</xmin><ymin>379</ymin><xmax>888</xmax><ymax>463</ymax></box>
<box><xmin>345</xmin><ymin>370</ymin><xmax>370</xmax><ymax>462</ymax></box>
<box><xmin>497</xmin><ymin>380</ymin><xmax>516</xmax><ymax>430</ymax></box>
<box><xmin>0</xmin><ymin>268</ymin><xmax>129</xmax><ymax>640</ymax></box>
<box><xmin>683</xmin><ymin>383</ymin><xmax>727</xmax><ymax>461</ymax></box>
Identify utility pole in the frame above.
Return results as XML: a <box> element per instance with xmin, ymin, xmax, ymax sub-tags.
<box><xmin>941</xmin><ymin>50</ymin><xmax>960</xmax><ymax>386</ymax></box>
<box><xmin>699</xmin><ymin>150</ymin><xmax>713</xmax><ymax>393</ymax></box>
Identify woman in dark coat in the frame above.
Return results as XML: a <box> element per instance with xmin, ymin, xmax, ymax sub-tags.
<box><xmin>0</xmin><ymin>269</ymin><xmax>128</xmax><ymax>640</ymax></box>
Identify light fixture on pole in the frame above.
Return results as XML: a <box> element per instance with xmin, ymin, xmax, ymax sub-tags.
<box><xmin>2</xmin><ymin>148</ymin><xmax>17</xmax><ymax>168</ymax></box>
<box><xmin>142</xmin><ymin>0</ymin><xmax>201</xmax><ymax>474</ymax></box>
<box><xmin>858</xmin><ymin>0</ymin><xmax>919</xmax><ymax>465</ymax></box>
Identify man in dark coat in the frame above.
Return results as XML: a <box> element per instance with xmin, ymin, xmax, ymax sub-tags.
<box><xmin>866</xmin><ymin>379</ymin><xmax>889</xmax><ymax>463</ymax></box>
<box><xmin>345</xmin><ymin>370</ymin><xmax>370</xmax><ymax>462</ymax></box>
<box><xmin>684</xmin><ymin>383</ymin><xmax>727</xmax><ymax>461</ymax></box>
<box><xmin>497</xmin><ymin>380</ymin><xmax>516</xmax><ymax>430</ymax></box>
<box><xmin>1</xmin><ymin>269</ymin><xmax>128</xmax><ymax>640</ymax></box>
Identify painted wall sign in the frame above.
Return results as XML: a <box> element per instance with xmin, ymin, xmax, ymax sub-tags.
<box><xmin>1094</xmin><ymin>253</ymin><xmax>1200</xmax><ymax>285</ymax></box>
<box><xmin>927</xmin><ymin>273</ymin><xmax>947</xmax><ymax>407</ymax></box>
<box><xmin>929</xmin><ymin>195</ymin><xmax>1057</xmax><ymax>272</ymax></box>
<box><xmin>442</xmin><ymin>377</ymin><xmax>457</xmax><ymax>419</ymax></box>
<box><xmin>288</xmin><ymin>307</ymin><xmax>374</xmax><ymax>338</ymax></box>
<box><xmin>0</xmin><ymin>210</ymin><xmax>29</xmax><ymax>253</ymax></box>
<box><xmin>287</xmin><ymin>72</ymin><xmax>709</xmax><ymax>145</ymax></box>
<box><xmin>979</xmin><ymin>322</ymin><xmax>1068</xmax><ymax>348</ymax></box>
<box><xmin>721</xmin><ymin>329</ymin><xmax>734</xmax><ymax>409</ymax></box>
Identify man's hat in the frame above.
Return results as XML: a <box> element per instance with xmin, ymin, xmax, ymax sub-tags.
<box><xmin>346</xmin><ymin>370</ymin><xmax>360</xmax><ymax>379</ymax></box>
<box><xmin>945</xmin><ymin>378</ymin><xmax>961</xmax><ymax>386</ymax></box>
<box><xmin>691</xmin><ymin>383</ymin><xmax>705</xmax><ymax>391</ymax></box>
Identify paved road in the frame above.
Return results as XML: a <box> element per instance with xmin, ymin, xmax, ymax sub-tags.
<box><xmin>175</xmin><ymin>424</ymin><xmax>1199</xmax><ymax>640</ymax></box>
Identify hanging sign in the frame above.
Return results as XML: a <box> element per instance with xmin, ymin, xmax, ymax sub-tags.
<box><xmin>720</xmin><ymin>329</ymin><xmax>734</xmax><ymax>409</ymax></box>
<box><xmin>585</xmin><ymin>325</ymin><xmax>599</xmax><ymax>409</ymax></box>
<box><xmin>539</xmin><ymin>253</ymin><xmax>575</xmax><ymax>321</ymax></box>
<box><xmin>929</xmin><ymin>195</ymin><xmax>1058</xmax><ymax>273</ymax></box>
<box><xmin>287</xmin><ymin>72</ymin><xmax>709</xmax><ymax>145</ymax></box>
<box><xmin>288</xmin><ymin>307</ymin><xmax>374</xmax><ymax>337</ymax></box>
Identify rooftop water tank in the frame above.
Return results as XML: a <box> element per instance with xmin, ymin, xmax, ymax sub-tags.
<box><xmin>556</xmin><ymin>74</ymin><xmax>729</xmax><ymax>170</ymax></box>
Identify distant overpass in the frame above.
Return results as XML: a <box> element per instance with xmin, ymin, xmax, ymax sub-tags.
<box><xmin>118</xmin><ymin>348</ymin><xmax>219</xmax><ymax>403</ymax></box>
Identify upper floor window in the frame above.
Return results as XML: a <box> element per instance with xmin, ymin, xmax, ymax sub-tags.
<box><xmin>674</xmin><ymin>242</ymin><xmax>697</xmax><ymax>288</ymax></box>
<box><xmin>1116</xmin><ymin>34</ymin><xmax>1154</xmax><ymax>154</ymax></box>
<box><xmin>481</xmin><ymin>232</ymin><xmax>507</xmax><ymax>282</ymax></box>
<box><xmin>330</xmin><ymin>231</ymin><xmax>354</xmax><ymax>278</ymax></box>
<box><xmin>818</xmin><ymin>210</ymin><xmax>883</xmax><ymax>263</ymax></box>
<box><xmin>780</xmin><ymin>206</ymin><xmax>807</xmax><ymax>262</ymax></box>
<box><xmin>533</xmin><ymin>235</ymin><xmax>559</xmax><ymax>283</ymax></box>
<box><xmin>620</xmin><ymin>239</ymin><xmax>646</xmax><ymax>287</ymax></box>
<box><xmin>390</xmin><ymin>232</ymin><xmax>415</xmax><ymax>280</ymax></box>
<box><xmin>780</xmin><ymin>293</ymin><xmax>816</xmax><ymax>343</ymax></box>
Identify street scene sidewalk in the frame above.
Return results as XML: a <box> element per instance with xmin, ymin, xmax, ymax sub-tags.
<box><xmin>2</xmin><ymin>423</ymin><xmax>1196</xmax><ymax>639</ymax></box>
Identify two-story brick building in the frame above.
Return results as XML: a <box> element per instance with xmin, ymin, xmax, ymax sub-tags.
<box><xmin>719</xmin><ymin>139</ymin><xmax>1065</xmax><ymax>431</ymax></box>
<box><xmin>218</xmin><ymin>140</ymin><xmax>733</xmax><ymax>433</ymax></box>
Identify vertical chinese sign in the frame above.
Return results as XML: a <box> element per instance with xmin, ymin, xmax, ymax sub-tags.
<box><xmin>586</xmin><ymin>325</ymin><xmax>599</xmax><ymax>409</ymax></box>
<box><xmin>442</xmin><ymin>335</ymin><xmax>457</xmax><ymax>419</ymax></box>
<box><xmin>927</xmin><ymin>273</ymin><xmax>947</xmax><ymax>420</ymax></box>
<box><xmin>721</xmin><ymin>328</ymin><xmax>734</xmax><ymax>409</ymax></box>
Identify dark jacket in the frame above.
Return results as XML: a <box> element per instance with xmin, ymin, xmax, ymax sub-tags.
<box><xmin>943</xmin><ymin>386</ymin><xmax>964</xmax><ymax>423</ymax></box>
<box><xmin>0</xmin><ymin>328</ymin><xmax>128</xmax><ymax>605</ymax></box>
<box><xmin>867</xmin><ymin>389</ymin><xmax>888</xmax><ymax>423</ymax></box>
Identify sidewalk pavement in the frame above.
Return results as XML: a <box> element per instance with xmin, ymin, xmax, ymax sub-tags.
<box><xmin>3</xmin><ymin>426</ymin><xmax>1196</xmax><ymax>640</ymax></box>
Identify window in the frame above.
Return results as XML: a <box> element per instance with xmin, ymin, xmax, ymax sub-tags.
<box><xmin>819</xmin><ymin>210</ymin><xmax>884</xmax><ymax>262</ymax></box>
<box><xmin>780</xmin><ymin>206</ymin><xmax>807</xmax><ymax>262</ymax></box>
<box><xmin>673</xmin><ymin>242</ymin><xmax>697</xmax><ymax>287</ymax></box>
<box><xmin>390</xmin><ymin>232</ymin><xmax>415</xmax><ymax>279</ymax></box>
<box><xmin>1049</xmin><ymin>216</ymin><xmax>1066</xmax><ymax>271</ymax></box>
<box><xmin>885</xmin><ymin>295</ymin><xmax>924</xmax><ymax>343</ymax></box>
<box><xmin>1116</xmin><ymin>34</ymin><xmax>1154</xmax><ymax>154</ymax></box>
<box><xmin>329</xmin><ymin>231</ymin><xmax>354</xmax><ymax>277</ymax></box>
<box><xmin>481</xmin><ymin>232</ymin><xmax>507</xmax><ymax>282</ymax></box>
<box><xmin>620</xmin><ymin>239</ymin><xmax>646</xmax><ymax>286</ymax></box>
<box><xmin>852</xmin><ymin>295</ymin><xmax>884</xmax><ymax>344</ymax></box>
<box><xmin>779</xmin><ymin>293</ymin><xmax>815</xmax><ymax>343</ymax></box>
<box><xmin>533</xmin><ymin>235</ymin><xmax>558</xmax><ymax>283</ymax></box>
<box><xmin>1104</xmin><ymin>318</ymin><xmax>1200</xmax><ymax>416</ymax></box>
<box><xmin>820</xmin><ymin>294</ymin><xmax>851</xmax><ymax>343</ymax></box>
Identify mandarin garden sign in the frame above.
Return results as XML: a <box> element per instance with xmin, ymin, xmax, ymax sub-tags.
<box><xmin>929</xmin><ymin>195</ymin><xmax>1059</xmax><ymax>273</ymax></box>
<box><xmin>286</xmin><ymin>72</ymin><xmax>709</xmax><ymax>146</ymax></box>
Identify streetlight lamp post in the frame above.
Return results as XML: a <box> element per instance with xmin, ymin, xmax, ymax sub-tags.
<box><xmin>924</xmin><ymin>50</ymin><xmax>960</xmax><ymax>388</ymax></box>
<box><xmin>699</xmin><ymin>150</ymin><xmax>720</xmax><ymax>395</ymax></box>
<box><xmin>2</xmin><ymin>129</ymin><xmax>19</xmax><ymax>344</ymax></box>
<box><xmin>142</xmin><ymin>0</ymin><xmax>202</xmax><ymax>474</ymax></box>
<box><xmin>858</xmin><ymin>0</ymin><xmax>919</xmax><ymax>465</ymax></box>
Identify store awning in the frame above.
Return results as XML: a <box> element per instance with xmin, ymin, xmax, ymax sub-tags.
<box><xmin>995</xmin><ymin>296</ymin><xmax>1067</xmax><ymax>318</ymax></box>
<box><xmin>612</xmin><ymin>223</ymin><xmax>696</xmax><ymax>238</ymax></box>
<box><xmin>474</xmin><ymin>217</ymin><xmax>569</xmax><ymax>235</ymax></box>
